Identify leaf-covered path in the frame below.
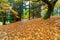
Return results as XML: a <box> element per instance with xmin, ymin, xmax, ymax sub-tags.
<box><xmin>0</xmin><ymin>16</ymin><xmax>60</xmax><ymax>40</ymax></box>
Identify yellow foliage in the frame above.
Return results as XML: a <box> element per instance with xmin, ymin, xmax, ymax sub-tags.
<box><xmin>2</xmin><ymin>0</ymin><xmax>8</xmax><ymax>2</ymax></box>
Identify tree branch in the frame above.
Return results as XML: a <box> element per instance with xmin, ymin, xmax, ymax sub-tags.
<box><xmin>53</xmin><ymin>0</ymin><xmax>58</xmax><ymax>4</ymax></box>
<box><xmin>42</xmin><ymin>0</ymin><xmax>50</xmax><ymax>4</ymax></box>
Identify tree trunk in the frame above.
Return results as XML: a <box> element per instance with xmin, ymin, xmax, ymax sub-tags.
<box><xmin>43</xmin><ymin>4</ymin><xmax>54</xmax><ymax>19</ymax></box>
<box><xmin>42</xmin><ymin>0</ymin><xmax>58</xmax><ymax>19</ymax></box>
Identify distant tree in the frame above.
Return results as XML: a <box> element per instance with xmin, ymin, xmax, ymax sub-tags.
<box><xmin>30</xmin><ymin>1</ymin><xmax>42</xmax><ymax>18</ymax></box>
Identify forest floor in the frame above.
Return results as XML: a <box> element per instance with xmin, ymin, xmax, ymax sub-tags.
<box><xmin>0</xmin><ymin>16</ymin><xmax>60</xmax><ymax>40</ymax></box>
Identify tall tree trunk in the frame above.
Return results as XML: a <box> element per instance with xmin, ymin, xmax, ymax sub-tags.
<box><xmin>42</xmin><ymin>0</ymin><xmax>58</xmax><ymax>19</ymax></box>
<box><xmin>43</xmin><ymin>4</ymin><xmax>54</xmax><ymax>19</ymax></box>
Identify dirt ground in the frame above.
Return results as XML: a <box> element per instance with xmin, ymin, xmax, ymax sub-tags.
<box><xmin>0</xmin><ymin>16</ymin><xmax>60</xmax><ymax>40</ymax></box>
